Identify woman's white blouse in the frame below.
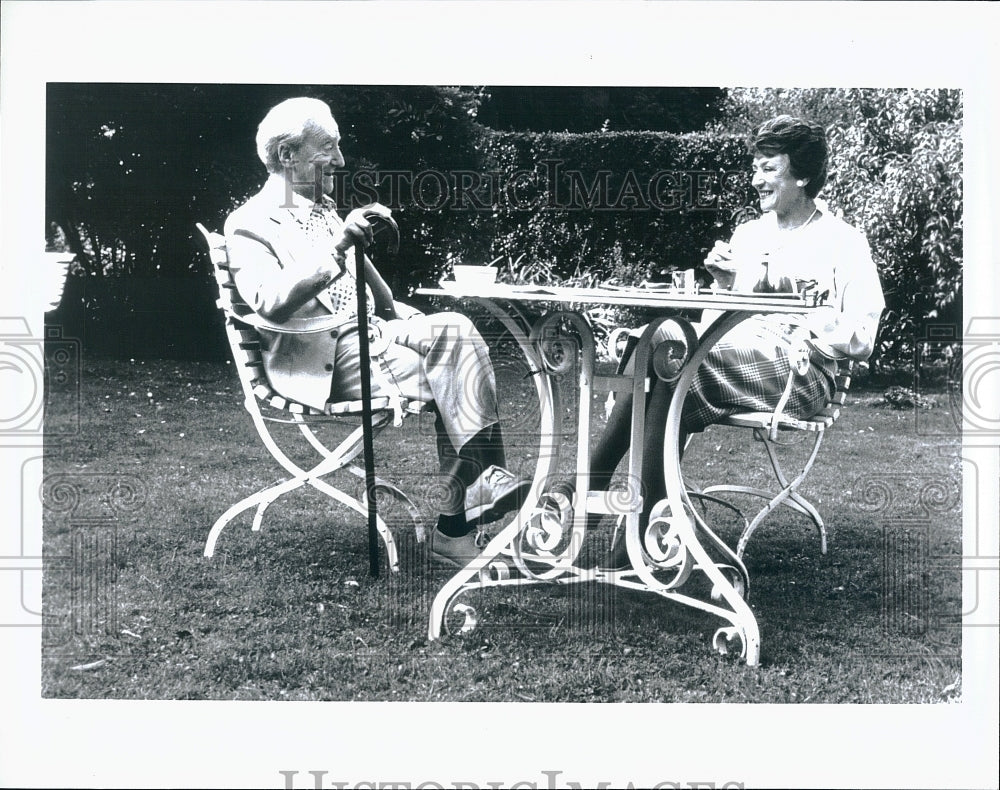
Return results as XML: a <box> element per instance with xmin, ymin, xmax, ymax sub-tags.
<box><xmin>728</xmin><ymin>210</ymin><xmax>886</xmax><ymax>361</ymax></box>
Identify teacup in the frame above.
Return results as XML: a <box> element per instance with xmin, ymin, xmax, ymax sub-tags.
<box><xmin>670</xmin><ymin>268</ymin><xmax>697</xmax><ymax>293</ymax></box>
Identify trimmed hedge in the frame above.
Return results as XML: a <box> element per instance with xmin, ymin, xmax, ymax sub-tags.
<box><xmin>410</xmin><ymin>130</ymin><xmax>756</xmax><ymax>287</ymax></box>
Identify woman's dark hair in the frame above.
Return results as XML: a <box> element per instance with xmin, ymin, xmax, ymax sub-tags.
<box><xmin>750</xmin><ymin>115</ymin><xmax>829</xmax><ymax>199</ymax></box>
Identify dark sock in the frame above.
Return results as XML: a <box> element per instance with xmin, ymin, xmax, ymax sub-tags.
<box><xmin>436</xmin><ymin>512</ymin><xmax>471</xmax><ymax>538</ymax></box>
<box><xmin>456</xmin><ymin>422</ymin><xmax>507</xmax><ymax>482</ymax></box>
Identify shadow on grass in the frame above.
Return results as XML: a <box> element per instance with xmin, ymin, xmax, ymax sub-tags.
<box><xmin>41</xmin><ymin>359</ymin><xmax>963</xmax><ymax>702</ymax></box>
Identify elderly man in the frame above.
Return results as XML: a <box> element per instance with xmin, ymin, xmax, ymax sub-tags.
<box><xmin>225</xmin><ymin>96</ymin><xmax>528</xmax><ymax>567</ymax></box>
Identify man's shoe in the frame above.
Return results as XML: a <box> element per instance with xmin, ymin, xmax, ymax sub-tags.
<box><xmin>429</xmin><ymin>528</ymin><xmax>490</xmax><ymax>569</ymax></box>
<box><xmin>465</xmin><ymin>465</ymin><xmax>532</xmax><ymax>526</ymax></box>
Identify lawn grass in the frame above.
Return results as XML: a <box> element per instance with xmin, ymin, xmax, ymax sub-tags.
<box><xmin>41</xmin><ymin>353</ymin><xmax>962</xmax><ymax>703</ymax></box>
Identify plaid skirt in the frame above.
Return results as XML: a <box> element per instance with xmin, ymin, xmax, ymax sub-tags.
<box><xmin>630</xmin><ymin>315</ymin><xmax>837</xmax><ymax>434</ymax></box>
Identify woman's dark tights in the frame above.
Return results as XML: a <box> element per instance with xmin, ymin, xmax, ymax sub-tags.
<box><xmin>588</xmin><ymin>364</ymin><xmax>687</xmax><ymax>531</ymax></box>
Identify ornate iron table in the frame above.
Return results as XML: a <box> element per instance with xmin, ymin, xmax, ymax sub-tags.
<box><xmin>414</xmin><ymin>282</ymin><xmax>822</xmax><ymax>665</ymax></box>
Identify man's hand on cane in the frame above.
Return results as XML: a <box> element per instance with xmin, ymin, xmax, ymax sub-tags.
<box><xmin>332</xmin><ymin>203</ymin><xmax>395</xmax><ymax>269</ymax></box>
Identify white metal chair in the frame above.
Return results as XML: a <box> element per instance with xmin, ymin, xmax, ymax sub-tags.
<box><xmin>700</xmin><ymin>353</ymin><xmax>854</xmax><ymax>559</ymax></box>
<box><xmin>608</xmin><ymin>324</ymin><xmax>853</xmax><ymax>560</ymax></box>
<box><xmin>196</xmin><ymin>223</ymin><xmax>430</xmax><ymax>571</ymax></box>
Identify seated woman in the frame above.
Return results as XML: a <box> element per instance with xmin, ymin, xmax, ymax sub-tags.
<box><xmin>590</xmin><ymin>114</ymin><xmax>885</xmax><ymax>567</ymax></box>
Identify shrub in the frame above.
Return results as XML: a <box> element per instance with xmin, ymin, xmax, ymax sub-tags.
<box><xmin>450</xmin><ymin>130</ymin><xmax>754</xmax><ymax>285</ymax></box>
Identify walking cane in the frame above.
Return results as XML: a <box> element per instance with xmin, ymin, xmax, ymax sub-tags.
<box><xmin>353</xmin><ymin>207</ymin><xmax>400</xmax><ymax>578</ymax></box>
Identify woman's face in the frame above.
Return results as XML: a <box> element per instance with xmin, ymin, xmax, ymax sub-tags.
<box><xmin>751</xmin><ymin>152</ymin><xmax>804</xmax><ymax>216</ymax></box>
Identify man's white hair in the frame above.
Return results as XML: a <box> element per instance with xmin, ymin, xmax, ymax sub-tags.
<box><xmin>255</xmin><ymin>97</ymin><xmax>336</xmax><ymax>174</ymax></box>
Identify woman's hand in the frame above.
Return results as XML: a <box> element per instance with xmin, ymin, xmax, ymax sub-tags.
<box><xmin>704</xmin><ymin>240</ymin><xmax>738</xmax><ymax>290</ymax></box>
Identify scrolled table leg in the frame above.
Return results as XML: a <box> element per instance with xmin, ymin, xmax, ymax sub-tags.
<box><xmin>428</xmin><ymin>300</ymin><xmax>565</xmax><ymax>639</ymax></box>
<box><xmin>713</xmin><ymin>626</ymin><xmax>746</xmax><ymax>658</ymax></box>
<box><xmin>710</xmin><ymin>566</ymin><xmax>747</xmax><ymax>601</ymax></box>
<box><xmin>646</xmin><ymin>310</ymin><xmax>763</xmax><ymax>665</ymax></box>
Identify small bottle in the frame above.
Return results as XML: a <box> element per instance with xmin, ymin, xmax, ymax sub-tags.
<box><xmin>769</xmin><ymin>255</ymin><xmax>795</xmax><ymax>292</ymax></box>
<box><xmin>753</xmin><ymin>254</ymin><xmax>776</xmax><ymax>294</ymax></box>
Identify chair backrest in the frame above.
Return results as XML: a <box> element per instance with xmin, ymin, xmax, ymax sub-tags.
<box><xmin>831</xmin><ymin>361</ymin><xmax>853</xmax><ymax>405</ymax></box>
<box><xmin>807</xmin><ymin>359</ymin><xmax>854</xmax><ymax>427</ymax></box>
<box><xmin>196</xmin><ymin>223</ymin><xmax>327</xmax><ymax>416</ymax></box>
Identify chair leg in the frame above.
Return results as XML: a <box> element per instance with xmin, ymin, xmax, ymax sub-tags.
<box><xmin>345</xmin><ymin>465</ymin><xmax>427</xmax><ymax>542</ymax></box>
<box><xmin>205</xmin><ymin>423</ymin><xmax>376</xmax><ymax>557</ymax></box>
<box><xmin>785</xmin><ymin>490</ymin><xmax>826</xmax><ymax>553</ymax></box>
<box><xmin>702</xmin><ymin>428</ymin><xmax>828</xmax><ymax>558</ymax></box>
<box><xmin>757</xmin><ymin>428</ymin><xmax>827</xmax><ymax>554</ymax></box>
<box><xmin>308</xmin><ymin>476</ymin><xmax>400</xmax><ymax>572</ymax></box>
<box><xmin>205</xmin><ymin>475</ymin><xmax>310</xmax><ymax>557</ymax></box>
<box><xmin>301</xmin><ymin>419</ymin><xmax>418</xmax><ymax>568</ymax></box>
<box><xmin>207</xmin><ymin>411</ymin><xmax>420</xmax><ymax>570</ymax></box>
<box><xmin>206</xmin><ymin>465</ymin><xmax>402</xmax><ymax>571</ymax></box>
<box><xmin>252</xmin><ymin>496</ymin><xmax>276</xmax><ymax>532</ymax></box>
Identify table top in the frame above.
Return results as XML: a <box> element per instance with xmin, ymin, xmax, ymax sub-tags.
<box><xmin>416</xmin><ymin>282</ymin><xmax>822</xmax><ymax>313</ymax></box>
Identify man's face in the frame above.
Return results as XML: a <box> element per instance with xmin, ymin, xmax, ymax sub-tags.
<box><xmin>282</xmin><ymin>119</ymin><xmax>345</xmax><ymax>200</ymax></box>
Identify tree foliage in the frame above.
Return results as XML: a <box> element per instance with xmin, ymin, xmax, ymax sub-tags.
<box><xmin>476</xmin><ymin>87</ymin><xmax>726</xmax><ymax>132</ymax></box>
<box><xmin>463</xmin><ymin>130</ymin><xmax>752</xmax><ymax>281</ymax></box>
<box><xmin>46</xmin><ymin>83</ymin><xmax>488</xmax><ymax>282</ymax></box>
<box><xmin>46</xmin><ymin>85</ymin><xmax>961</xmax><ymax>371</ymax></box>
